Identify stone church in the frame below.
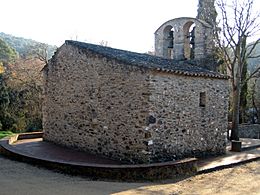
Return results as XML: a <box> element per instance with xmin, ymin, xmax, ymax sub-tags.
<box><xmin>42</xmin><ymin>0</ymin><xmax>229</xmax><ymax>164</ymax></box>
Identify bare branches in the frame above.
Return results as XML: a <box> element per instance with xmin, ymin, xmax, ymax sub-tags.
<box><xmin>216</xmin><ymin>0</ymin><xmax>260</xmax><ymax>139</ymax></box>
<box><xmin>24</xmin><ymin>43</ymin><xmax>54</xmax><ymax>66</ymax></box>
<box><xmin>246</xmin><ymin>39</ymin><xmax>260</xmax><ymax>59</ymax></box>
<box><xmin>216</xmin><ymin>0</ymin><xmax>260</xmax><ymax>79</ymax></box>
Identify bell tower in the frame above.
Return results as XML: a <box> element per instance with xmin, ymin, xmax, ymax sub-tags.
<box><xmin>196</xmin><ymin>0</ymin><xmax>217</xmax><ymax>28</ymax></box>
<box><xmin>154</xmin><ymin>0</ymin><xmax>218</xmax><ymax>70</ymax></box>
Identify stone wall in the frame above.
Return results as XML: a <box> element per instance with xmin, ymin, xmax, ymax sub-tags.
<box><xmin>239</xmin><ymin>124</ymin><xmax>260</xmax><ymax>139</ymax></box>
<box><xmin>43</xmin><ymin>43</ymin><xmax>229</xmax><ymax>164</ymax></box>
<box><xmin>43</xmin><ymin>44</ymin><xmax>151</xmax><ymax>164</ymax></box>
<box><xmin>146</xmin><ymin>72</ymin><xmax>229</xmax><ymax>162</ymax></box>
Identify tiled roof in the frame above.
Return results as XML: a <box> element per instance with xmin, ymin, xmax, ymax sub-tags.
<box><xmin>65</xmin><ymin>40</ymin><xmax>228</xmax><ymax>79</ymax></box>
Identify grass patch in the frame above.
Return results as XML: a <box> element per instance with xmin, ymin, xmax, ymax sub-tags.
<box><xmin>0</xmin><ymin>131</ymin><xmax>13</xmax><ymax>139</ymax></box>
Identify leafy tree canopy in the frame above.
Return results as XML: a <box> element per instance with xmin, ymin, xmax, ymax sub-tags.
<box><xmin>0</xmin><ymin>38</ymin><xmax>17</xmax><ymax>64</ymax></box>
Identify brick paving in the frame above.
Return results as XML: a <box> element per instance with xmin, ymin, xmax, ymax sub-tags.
<box><xmin>1</xmin><ymin>134</ymin><xmax>260</xmax><ymax>177</ymax></box>
<box><xmin>11</xmin><ymin>138</ymin><xmax>122</xmax><ymax>165</ymax></box>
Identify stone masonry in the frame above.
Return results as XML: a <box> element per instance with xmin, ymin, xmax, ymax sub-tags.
<box><xmin>43</xmin><ymin>40</ymin><xmax>229</xmax><ymax>164</ymax></box>
<box><xmin>147</xmin><ymin>72</ymin><xmax>229</xmax><ymax>162</ymax></box>
<box><xmin>43</xmin><ymin>44</ymin><xmax>150</xmax><ymax>163</ymax></box>
<box><xmin>239</xmin><ymin>124</ymin><xmax>260</xmax><ymax>139</ymax></box>
<box><xmin>154</xmin><ymin>17</ymin><xmax>213</xmax><ymax>61</ymax></box>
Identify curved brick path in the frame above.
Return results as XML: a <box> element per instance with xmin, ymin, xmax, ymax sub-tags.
<box><xmin>0</xmin><ymin>133</ymin><xmax>260</xmax><ymax>195</ymax></box>
<box><xmin>11</xmin><ymin>138</ymin><xmax>122</xmax><ymax>165</ymax></box>
<box><xmin>0</xmin><ymin>133</ymin><xmax>259</xmax><ymax>180</ymax></box>
<box><xmin>3</xmin><ymin>136</ymin><xmax>260</xmax><ymax>171</ymax></box>
<box><xmin>0</xmin><ymin>133</ymin><xmax>197</xmax><ymax>181</ymax></box>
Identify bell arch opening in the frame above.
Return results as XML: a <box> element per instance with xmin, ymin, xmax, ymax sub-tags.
<box><xmin>183</xmin><ymin>22</ymin><xmax>196</xmax><ymax>60</ymax></box>
<box><xmin>163</xmin><ymin>25</ymin><xmax>175</xmax><ymax>59</ymax></box>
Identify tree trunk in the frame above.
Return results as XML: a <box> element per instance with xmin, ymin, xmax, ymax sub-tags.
<box><xmin>231</xmin><ymin>80</ymin><xmax>241</xmax><ymax>141</ymax></box>
<box><xmin>239</xmin><ymin>63</ymin><xmax>248</xmax><ymax>123</ymax></box>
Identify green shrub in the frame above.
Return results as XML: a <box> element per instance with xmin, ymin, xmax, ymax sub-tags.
<box><xmin>0</xmin><ymin>131</ymin><xmax>13</xmax><ymax>139</ymax></box>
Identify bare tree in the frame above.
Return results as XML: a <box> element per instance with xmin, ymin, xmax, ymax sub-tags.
<box><xmin>28</xmin><ymin>43</ymin><xmax>51</xmax><ymax>65</ymax></box>
<box><xmin>99</xmin><ymin>40</ymin><xmax>109</xmax><ymax>47</ymax></box>
<box><xmin>35</xmin><ymin>43</ymin><xmax>49</xmax><ymax>65</ymax></box>
<box><xmin>216</xmin><ymin>0</ymin><xmax>260</xmax><ymax>140</ymax></box>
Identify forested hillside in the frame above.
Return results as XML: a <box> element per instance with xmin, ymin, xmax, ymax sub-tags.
<box><xmin>0</xmin><ymin>32</ymin><xmax>56</xmax><ymax>59</ymax></box>
<box><xmin>248</xmin><ymin>42</ymin><xmax>260</xmax><ymax>72</ymax></box>
<box><xmin>0</xmin><ymin>33</ymin><xmax>57</xmax><ymax>132</ymax></box>
<box><xmin>0</xmin><ymin>38</ymin><xmax>17</xmax><ymax>63</ymax></box>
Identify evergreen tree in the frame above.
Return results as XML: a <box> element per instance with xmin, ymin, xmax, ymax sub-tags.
<box><xmin>0</xmin><ymin>39</ymin><xmax>17</xmax><ymax>130</ymax></box>
<box><xmin>0</xmin><ymin>38</ymin><xmax>17</xmax><ymax>66</ymax></box>
<box><xmin>0</xmin><ymin>74</ymin><xmax>14</xmax><ymax>130</ymax></box>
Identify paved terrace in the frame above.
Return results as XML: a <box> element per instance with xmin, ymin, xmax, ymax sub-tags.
<box><xmin>0</xmin><ymin>132</ymin><xmax>259</xmax><ymax>181</ymax></box>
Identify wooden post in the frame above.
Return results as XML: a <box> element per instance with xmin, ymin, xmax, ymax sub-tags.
<box><xmin>231</xmin><ymin>140</ymin><xmax>242</xmax><ymax>152</ymax></box>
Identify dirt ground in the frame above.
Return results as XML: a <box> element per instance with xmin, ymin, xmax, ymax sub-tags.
<box><xmin>0</xmin><ymin>155</ymin><xmax>259</xmax><ymax>195</ymax></box>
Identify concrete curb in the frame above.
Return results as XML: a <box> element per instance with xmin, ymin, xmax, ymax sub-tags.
<box><xmin>197</xmin><ymin>156</ymin><xmax>260</xmax><ymax>174</ymax></box>
<box><xmin>241</xmin><ymin>144</ymin><xmax>260</xmax><ymax>151</ymax></box>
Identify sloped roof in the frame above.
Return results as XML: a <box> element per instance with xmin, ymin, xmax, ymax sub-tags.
<box><xmin>65</xmin><ymin>40</ymin><xmax>228</xmax><ymax>79</ymax></box>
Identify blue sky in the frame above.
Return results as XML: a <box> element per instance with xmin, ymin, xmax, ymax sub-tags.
<box><xmin>1</xmin><ymin>0</ymin><xmax>259</xmax><ymax>52</ymax></box>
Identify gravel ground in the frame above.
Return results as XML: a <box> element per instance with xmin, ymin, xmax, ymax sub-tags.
<box><xmin>0</xmin><ymin>155</ymin><xmax>259</xmax><ymax>195</ymax></box>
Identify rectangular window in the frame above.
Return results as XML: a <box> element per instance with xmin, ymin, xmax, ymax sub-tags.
<box><xmin>199</xmin><ymin>92</ymin><xmax>206</xmax><ymax>107</ymax></box>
